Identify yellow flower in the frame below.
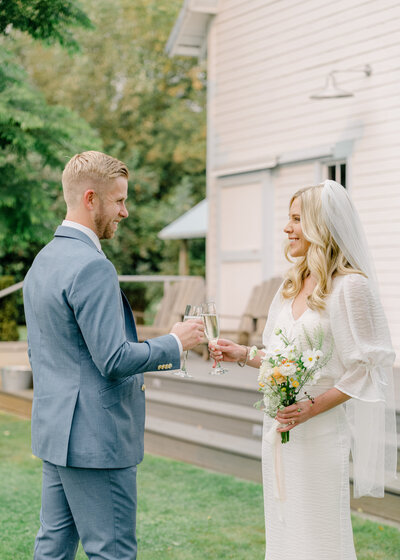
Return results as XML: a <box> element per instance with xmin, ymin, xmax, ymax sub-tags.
<box><xmin>259</xmin><ymin>382</ymin><xmax>265</xmax><ymax>387</ymax></box>
<box><xmin>292</xmin><ymin>380</ymin><xmax>299</xmax><ymax>388</ymax></box>
<box><xmin>272</xmin><ymin>371</ymin><xmax>286</xmax><ymax>384</ymax></box>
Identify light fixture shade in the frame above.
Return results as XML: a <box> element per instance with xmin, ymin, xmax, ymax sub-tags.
<box><xmin>310</xmin><ymin>74</ymin><xmax>353</xmax><ymax>99</ymax></box>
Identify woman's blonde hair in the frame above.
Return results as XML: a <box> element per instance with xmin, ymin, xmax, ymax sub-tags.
<box><xmin>281</xmin><ymin>184</ymin><xmax>364</xmax><ymax>310</ymax></box>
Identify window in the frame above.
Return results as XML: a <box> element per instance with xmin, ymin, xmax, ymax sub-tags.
<box><xmin>325</xmin><ymin>161</ymin><xmax>347</xmax><ymax>188</ymax></box>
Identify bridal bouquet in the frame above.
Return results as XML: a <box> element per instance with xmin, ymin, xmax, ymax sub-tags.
<box><xmin>253</xmin><ymin>325</ymin><xmax>331</xmax><ymax>443</ymax></box>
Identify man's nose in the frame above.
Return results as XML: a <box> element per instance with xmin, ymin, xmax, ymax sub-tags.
<box><xmin>121</xmin><ymin>204</ymin><xmax>129</xmax><ymax>218</ymax></box>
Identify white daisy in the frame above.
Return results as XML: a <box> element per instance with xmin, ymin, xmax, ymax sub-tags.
<box><xmin>301</xmin><ymin>349</ymin><xmax>323</xmax><ymax>369</ymax></box>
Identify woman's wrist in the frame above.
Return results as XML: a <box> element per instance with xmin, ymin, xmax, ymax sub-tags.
<box><xmin>237</xmin><ymin>345</ymin><xmax>249</xmax><ymax>367</ymax></box>
<box><xmin>308</xmin><ymin>388</ymin><xmax>351</xmax><ymax>419</ymax></box>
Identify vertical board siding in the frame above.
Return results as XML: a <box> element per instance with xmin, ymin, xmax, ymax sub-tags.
<box><xmin>218</xmin><ymin>179</ymin><xmax>264</xmax><ymax>328</ymax></box>
<box><xmin>220</xmin><ymin>182</ymin><xmax>263</xmax><ymax>252</ymax></box>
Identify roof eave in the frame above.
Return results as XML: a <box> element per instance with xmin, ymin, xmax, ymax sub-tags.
<box><xmin>166</xmin><ymin>0</ymin><xmax>218</xmax><ymax>59</ymax></box>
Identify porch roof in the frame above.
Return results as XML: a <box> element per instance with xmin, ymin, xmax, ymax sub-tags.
<box><xmin>166</xmin><ymin>0</ymin><xmax>218</xmax><ymax>58</ymax></box>
<box><xmin>158</xmin><ymin>199</ymin><xmax>207</xmax><ymax>240</ymax></box>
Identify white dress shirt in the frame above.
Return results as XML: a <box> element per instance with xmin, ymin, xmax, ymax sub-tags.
<box><xmin>62</xmin><ymin>220</ymin><xmax>102</xmax><ymax>251</ymax></box>
<box><xmin>61</xmin><ymin>220</ymin><xmax>183</xmax><ymax>356</ymax></box>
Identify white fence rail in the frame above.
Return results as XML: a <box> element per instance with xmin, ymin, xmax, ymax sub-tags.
<box><xmin>0</xmin><ymin>281</ymin><xmax>24</xmax><ymax>299</ymax></box>
<box><xmin>0</xmin><ymin>276</ymin><xmax>202</xmax><ymax>300</ymax></box>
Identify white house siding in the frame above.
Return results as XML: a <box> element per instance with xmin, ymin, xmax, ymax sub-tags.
<box><xmin>205</xmin><ymin>0</ymin><xmax>400</xmax><ymax>363</ymax></box>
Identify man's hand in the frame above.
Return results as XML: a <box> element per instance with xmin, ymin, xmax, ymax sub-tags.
<box><xmin>170</xmin><ymin>319</ymin><xmax>204</xmax><ymax>351</ymax></box>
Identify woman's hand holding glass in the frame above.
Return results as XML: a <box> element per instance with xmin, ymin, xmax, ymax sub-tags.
<box><xmin>208</xmin><ymin>339</ymin><xmax>245</xmax><ymax>363</ymax></box>
<box><xmin>201</xmin><ymin>302</ymin><xmax>229</xmax><ymax>375</ymax></box>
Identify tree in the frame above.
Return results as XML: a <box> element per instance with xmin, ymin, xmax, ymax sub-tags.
<box><xmin>0</xmin><ymin>0</ymin><xmax>92</xmax><ymax>51</ymax></box>
<box><xmin>0</xmin><ymin>0</ymin><xmax>101</xmax><ymax>279</ymax></box>
<box><xmin>13</xmin><ymin>0</ymin><xmax>207</xmax><ymax>280</ymax></box>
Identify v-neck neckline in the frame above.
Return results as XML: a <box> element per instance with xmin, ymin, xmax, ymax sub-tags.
<box><xmin>290</xmin><ymin>299</ymin><xmax>310</xmax><ymax>322</ymax></box>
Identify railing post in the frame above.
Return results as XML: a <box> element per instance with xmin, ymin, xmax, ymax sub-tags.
<box><xmin>164</xmin><ymin>280</ymin><xmax>171</xmax><ymax>296</ymax></box>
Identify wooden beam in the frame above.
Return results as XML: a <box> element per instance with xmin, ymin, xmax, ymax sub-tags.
<box><xmin>179</xmin><ymin>240</ymin><xmax>189</xmax><ymax>276</ymax></box>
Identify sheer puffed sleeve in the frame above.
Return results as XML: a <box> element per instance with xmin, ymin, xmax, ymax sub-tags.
<box><xmin>329</xmin><ymin>274</ymin><xmax>397</xmax><ymax>497</ymax></box>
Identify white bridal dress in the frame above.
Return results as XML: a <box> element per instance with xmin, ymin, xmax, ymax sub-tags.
<box><xmin>261</xmin><ymin>274</ymin><xmax>396</xmax><ymax>560</ymax></box>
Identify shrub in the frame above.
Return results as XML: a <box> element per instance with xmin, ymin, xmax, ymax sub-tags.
<box><xmin>0</xmin><ymin>276</ymin><xmax>19</xmax><ymax>341</ymax></box>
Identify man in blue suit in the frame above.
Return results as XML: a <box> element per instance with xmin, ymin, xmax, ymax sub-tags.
<box><xmin>23</xmin><ymin>151</ymin><xmax>204</xmax><ymax>559</ymax></box>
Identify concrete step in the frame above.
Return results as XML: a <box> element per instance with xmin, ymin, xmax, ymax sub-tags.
<box><xmin>146</xmin><ymin>371</ymin><xmax>259</xmax><ymax>407</ymax></box>
<box><xmin>145</xmin><ymin>388</ymin><xmax>263</xmax><ymax>440</ymax></box>
<box><xmin>144</xmin><ymin>416</ymin><xmax>262</xmax><ymax>483</ymax></box>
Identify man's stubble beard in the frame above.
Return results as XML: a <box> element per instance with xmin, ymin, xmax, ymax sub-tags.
<box><xmin>94</xmin><ymin>203</ymin><xmax>115</xmax><ymax>240</ymax></box>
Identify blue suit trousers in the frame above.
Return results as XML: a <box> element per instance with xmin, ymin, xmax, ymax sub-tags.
<box><xmin>34</xmin><ymin>461</ymin><xmax>137</xmax><ymax>560</ymax></box>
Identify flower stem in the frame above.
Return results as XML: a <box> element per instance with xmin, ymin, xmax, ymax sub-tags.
<box><xmin>281</xmin><ymin>431</ymin><xmax>290</xmax><ymax>444</ymax></box>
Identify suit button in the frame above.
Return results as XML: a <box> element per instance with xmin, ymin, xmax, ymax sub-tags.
<box><xmin>141</xmin><ymin>384</ymin><xmax>146</xmax><ymax>391</ymax></box>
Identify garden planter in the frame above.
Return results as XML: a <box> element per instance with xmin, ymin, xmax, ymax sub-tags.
<box><xmin>1</xmin><ymin>366</ymin><xmax>33</xmax><ymax>392</ymax></box>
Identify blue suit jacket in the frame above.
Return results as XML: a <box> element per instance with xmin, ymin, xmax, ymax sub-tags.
<box><xmin>23</xmin><ymin>226</ymin><xmax>180</xmax><ymax>468</ymax></box>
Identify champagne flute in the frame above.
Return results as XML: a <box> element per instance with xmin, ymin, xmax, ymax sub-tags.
<box><xmin>201</xmin><ymin>302</ymin><xmax>228</xmax><ymax>375</ymax></box>
<box><xmin>173</xmin><ymin>304</ymin><xmax>201</xmax><ymax>379</ymax></box>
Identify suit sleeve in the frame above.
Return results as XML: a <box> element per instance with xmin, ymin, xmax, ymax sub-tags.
<box><xmin>69</xmin><ymin>257</ymin><xmax>180</xmax><ymax>379</ymax></box>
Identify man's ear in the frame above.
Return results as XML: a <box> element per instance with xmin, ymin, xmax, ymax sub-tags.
<box><xmin>83</xmin><ymin>189</ymin><xmax>96</xmax><ymax>210</ymax></box>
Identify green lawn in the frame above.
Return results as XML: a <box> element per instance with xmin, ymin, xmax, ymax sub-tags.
<box><xmin>0</xmin><ymin>412</ymin><xmax>398</xmax><ymax>559</ymax></box>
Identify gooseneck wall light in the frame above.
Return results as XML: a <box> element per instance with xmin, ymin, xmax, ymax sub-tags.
<box><xmin>310</xmin><ymin>64</ymin><xmax>372</xmax><ymax>99</ymax></box>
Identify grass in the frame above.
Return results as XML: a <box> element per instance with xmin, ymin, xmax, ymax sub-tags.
<box><xmin>0</xmin><ymin>412</ymin><xmax>399</xmax><ymax>559</ymax></box>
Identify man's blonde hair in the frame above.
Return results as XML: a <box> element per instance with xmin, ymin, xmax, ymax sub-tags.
<box><xmin>281</xmin><ymin>184</ymin><xmax>364</xmax><ymax>310</ymax></box>
<box><xmin>62</xmin><ymin>151</ymin><xmax>129</xmax><ymax>208</ymax></box>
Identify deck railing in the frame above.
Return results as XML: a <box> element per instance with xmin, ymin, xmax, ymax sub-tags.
<box><xmin>0</xmin><ymin>276</ymin><xmax>202</xmax><ymax>300</ymax></box>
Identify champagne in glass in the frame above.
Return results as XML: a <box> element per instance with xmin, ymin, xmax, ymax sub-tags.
<box><xmin>201</xmin><ymin>302</ymin><xmax>228</xmax><ymax>375</ymax></box>
<box><xmin>203</xmin><ymin>313</ymin><xmax>219</xmax><ymax>341</ymax></box>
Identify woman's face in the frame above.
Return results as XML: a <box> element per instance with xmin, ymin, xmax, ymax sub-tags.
<box><xmin>284</xmin><ymin>197</ymin><xmax>311</xmax><ymax>257</ymax></box>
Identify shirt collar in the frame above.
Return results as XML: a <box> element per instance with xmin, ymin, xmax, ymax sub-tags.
<box><xmin>62</xmin><ymin>220</ymin><xmax>102</xmax><ymax>252</ymax></box>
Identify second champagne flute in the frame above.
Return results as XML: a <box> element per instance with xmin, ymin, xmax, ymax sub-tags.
<box><xmin>201</xmin><ymin>302</ymin><xmax>228</xmax><ymax>375</ymax></box>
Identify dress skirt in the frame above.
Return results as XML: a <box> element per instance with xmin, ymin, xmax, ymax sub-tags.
<box><xmin>262</xmin><ymin>403</ymin><xmax>357</xmax><ymax>560</ymax></box>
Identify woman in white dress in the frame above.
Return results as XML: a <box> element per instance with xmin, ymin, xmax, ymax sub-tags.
<box><xmin>209</xmin><ymin>180</ymin><xmax>397</xmax><ymax>560</ymax></box>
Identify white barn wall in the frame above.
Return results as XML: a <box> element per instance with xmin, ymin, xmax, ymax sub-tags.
<box><xmin>205</xmin><ymin>0</ymin><xmax>400</xmax><ymax>362</ymax></box>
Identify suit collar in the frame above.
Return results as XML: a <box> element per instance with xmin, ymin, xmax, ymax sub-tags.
<box><xmin>54</xmin><ymin>225</ymin><xmax>103</xmax><ymax>254</ymax></box>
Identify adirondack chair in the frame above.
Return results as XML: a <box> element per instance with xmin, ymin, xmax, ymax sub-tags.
<box><xmin>218</xmin><ymin>276</ymin><xmax>282</xmax><ymax>347</ymax></box>
<box><xmin>136</xmin><ymin>277</ymin><xmax>205</xmax><ymax>342</ymax></box>
<box><xmin>248</xmin><ymin>276</ymin><xmax>283</xmax><ymax>347</ymax></box>
<box><xmin>219</xmin><ymin>284</ymin><xmax>262</xmax><ymax>346</ymax></box>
